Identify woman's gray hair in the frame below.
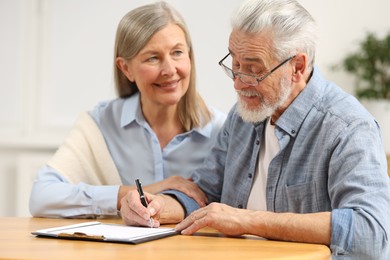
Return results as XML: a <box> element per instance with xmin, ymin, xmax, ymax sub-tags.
<box><xmin>113</xmin><ymin>1</ymin><xmax>212</xmax><ymax>130</ymax></box>
<box><xmin>231</xmin><ymin>0</ymin><xmax>318</xmax><ymax>70</ymax></box>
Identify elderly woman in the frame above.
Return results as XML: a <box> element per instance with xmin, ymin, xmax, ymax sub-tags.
<box><xmin>29</xmin><ymin>1</ymin><xmax>225</xmax><ymax>218</ymax></box>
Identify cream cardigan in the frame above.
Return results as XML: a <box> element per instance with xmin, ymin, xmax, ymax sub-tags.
<box><xmin>47</xmin><ymin>112</ymin><xmax>121</xmax><ymax>185</ymax></box>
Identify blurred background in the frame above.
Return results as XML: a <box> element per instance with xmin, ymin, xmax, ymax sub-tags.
<box><xmin>1</xmin><ymin>0</ymin><xmax>389</xmax><ymax>217</ymax></box>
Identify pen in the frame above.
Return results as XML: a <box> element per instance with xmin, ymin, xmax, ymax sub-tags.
<box><xmin>135</xmin><ymin>179</ymin><xmax>154</xmax><ymax>227</ymax></box>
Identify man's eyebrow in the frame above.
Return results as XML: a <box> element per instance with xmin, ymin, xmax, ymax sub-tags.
<box><xmin>245</xmin><ymin>57</ymin><xmax>263</xmax><ymax>63</ymax></box>
<box><xmin>229</xmin><ymin>49</ymin><xmax>265</xmax><ymax>66</ymax></box>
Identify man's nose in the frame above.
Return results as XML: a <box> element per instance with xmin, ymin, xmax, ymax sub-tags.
<box><xmin>233</xmin><ymin>76</ymin><xmax>252</xmax><ymax>91</ymax></box>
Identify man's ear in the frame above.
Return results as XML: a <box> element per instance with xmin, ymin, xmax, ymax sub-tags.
<box><xmin>116</xmin><ymin>57</ymin><xmax>134</xmax><ymax>81</ymax></box>
<box><xmin>292</xmin><ymin>53</ymin><xmax>307</xmax><ymax>82</ymax></box>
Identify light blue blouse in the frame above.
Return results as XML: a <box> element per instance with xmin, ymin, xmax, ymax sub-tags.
<box><xmin>29</xmin><ymin>93</ymin><xmax>226</xmax><ymax>218</ymax></box>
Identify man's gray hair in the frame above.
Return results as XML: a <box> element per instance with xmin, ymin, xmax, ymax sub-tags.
<box><xmin>231</xmin><ymin>0</ymin><xmax>317</xmax><ymax>69</ymax></box>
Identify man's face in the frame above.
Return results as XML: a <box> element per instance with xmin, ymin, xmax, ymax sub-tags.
<box><xmin>228</xmin><ymin>29</ymin><xmax>293</xmax><ymax>123</ymax></box>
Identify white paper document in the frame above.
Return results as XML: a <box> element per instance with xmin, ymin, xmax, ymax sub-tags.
<box><xmin>32</xmin><ymin>221</ymin><xmax>178</xmax><ymax>244</ymax></box>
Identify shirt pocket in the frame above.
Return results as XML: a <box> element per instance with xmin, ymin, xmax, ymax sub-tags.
<box><xmin>284</xmin><ymin>181</ymin><xmax>319</xmax><ymax>213</ymax></box>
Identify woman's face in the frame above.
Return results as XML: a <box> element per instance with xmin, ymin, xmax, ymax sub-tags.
<box><xmin>121</xmin><ymin>23</ymin><xmax>191</xmax><ymax>110</ymax></box>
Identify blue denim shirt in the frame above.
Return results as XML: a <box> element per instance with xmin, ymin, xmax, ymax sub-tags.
<box><xmin>166</xmin><ymin>67</ymin><xmax>390</xmax><ymax>259</ymax></box>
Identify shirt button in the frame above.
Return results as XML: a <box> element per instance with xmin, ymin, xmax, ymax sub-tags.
<box><xmin>238</xmin><ymin>204</ymin><xmax>243</xmax><ymax>209</ymax></box>
<box><xmin>291</xmin><ymin>129</ymin><xmax>296</xmax><ymax>134</ymax></box>
<box><xmin>255</xmin><ymin>139</ymin><xmax>260</xmax><ymax>145</ymax></box>
<box><xmin>248</xmin><ymin>173</ymin><xmax>253</xmax><ymax>179</ymax></box>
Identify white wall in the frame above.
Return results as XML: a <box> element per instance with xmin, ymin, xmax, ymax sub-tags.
<box><xmin>0</xmin><ymin>0</ymin><xmax>389</xmax><ymax>217</ymax></box>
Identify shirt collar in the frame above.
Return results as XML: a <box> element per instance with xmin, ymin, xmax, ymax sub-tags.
<box><xmin>276</xmin><ymin>65</ymin><xmax>324</xmax><ymax>137</ymax></box>
<box><xmin>192</xmin><ymin>117</ymin><xmax>213</xmax><ymax>138</ymax></box>
<box><xmin>120</xmin><ymin>92</ymin><xmax>143</xmax><ymax>128</ymax></box>
<box><xmin>119</xmin><ymin>92</ymin><xmax>212</xmax><ymax>139</ymax></box>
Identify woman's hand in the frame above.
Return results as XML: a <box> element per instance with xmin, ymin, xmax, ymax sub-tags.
<box><xmin>144</xmin><ymin>176</ymin><xmax>208</xmax><ymax>207</ymax></box>
<box><xmin>120</xmin><ymin>190</ymin><xmax>185</xmax><ymax>226</ymax></box>
<box><xmin>120</xmin><ymin>190</ymin><xmax>162</xmax><ymax>227</ymax></box>
<box><xmin>117</xmin><ymin>176</ymin><xmax>207</xmax><ymax>211</ymax></box>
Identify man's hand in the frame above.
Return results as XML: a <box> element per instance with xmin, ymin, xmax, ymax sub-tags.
<box><xmin>175</xmin><ymin>203</ymin><xmax>331</xmax><ymax>246</ymax></box>
<box><xmin>175</xmin><ymin>202</ymin><xmax>249</xmax><ymax>236</ymax></box>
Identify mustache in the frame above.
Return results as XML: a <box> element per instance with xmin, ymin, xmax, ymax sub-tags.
<box><xmin>236</xmin><ymin>89</ymin><xmax>262</xmax><ymax>97</ymax></box>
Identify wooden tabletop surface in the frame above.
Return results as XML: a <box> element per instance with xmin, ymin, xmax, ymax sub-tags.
<box><xmin>0</xmin><ymin>217</ymin><xmax>331</xmax><ymax>259</ymax></box>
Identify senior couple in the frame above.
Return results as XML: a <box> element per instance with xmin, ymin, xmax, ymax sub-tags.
<box><xmin>29</xmin><ymin>0</ymin><xmax>390</xmax><ymax>259</ymax></box>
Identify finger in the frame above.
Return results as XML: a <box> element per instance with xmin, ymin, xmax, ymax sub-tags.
<box><xmin>147</xmin><ymin>194</ymin><xmax>163</xmax><ymax>217</ymax></box>
<box><xmin>131</xmin><ymin>192</ymin><xmax>152</xmax><ymax>218</ymax></box>
<box><xmin>123</xmin><ymin>191</ymin><xmax>153</xmax><ymax>226</ymax></box>
<box><xmin>173</xmin><ymin>181</ymin><xmax>208</xmax><ymax>206</ymax></box>
<box><xmin>150</xmin><ymin>218</ymin><xmax>161</xmax><ymax>228</ymax></box>
<box><xmin>120</xmin><ymin>198</ymin><xmax>145</xmax><ymax>226</ymax></box>
<box><xmin>122</xmin><ymin>206</ymin><xmax>150</xmax><ymax>227</ymax></box>
<box><xmin>175</xmin><ymin>208</ymin><xmax>205</xmax><ymax>232</ymax></box>
<box><xmin>186</xmin><ymin>184</ymin><xmax>208</xmax><ymax>207</ymax></box>
<box><xmin>146</xmin><ymin>201</ymin><xmax>162</xmax><ymax>228</ymax></box>
<box><xmin>175</xmin><ymin>215</ymin><xmax>193</xmax><ymax>232</ymax></box>
<box><xmin>176</xmin><ymin>213</ymin><xmax>208</xmax><ymax>235</ymax></box>
<box><xmin>144</xmin><ymin>193</ymin><xmax>167</xmax><ymax>228</ymax></box>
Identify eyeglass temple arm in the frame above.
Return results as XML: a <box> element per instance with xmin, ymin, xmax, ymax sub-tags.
<box><xmin>218</xmin><ymin>53</ymin><xmax>231</xmax><ymax>65</ymax></box>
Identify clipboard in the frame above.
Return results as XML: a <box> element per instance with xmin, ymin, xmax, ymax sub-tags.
<box><xmin>31</xmin><ymin>221</ymin><xmax>179</xmax><ymax>244</ymax></box>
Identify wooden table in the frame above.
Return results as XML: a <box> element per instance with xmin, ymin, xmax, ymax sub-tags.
<box><xmin>0</xmin><ymin>217</ymin><xmax>331</xmax><ymax>259</ymax></box>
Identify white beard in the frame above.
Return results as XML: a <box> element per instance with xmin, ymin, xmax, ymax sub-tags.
<box><xmin>236</xmin><ymin>76</ymin><xmax>292</xmax><ymax>124</ymax></box>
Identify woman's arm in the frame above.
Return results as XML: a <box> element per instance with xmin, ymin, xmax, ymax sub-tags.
<box><xmin>117</xmin><ymin>176</ymin><xmax>207</xmax><ymax>210</ymax></box>
<box><xmin>29</xmin><ymin>165</ymin><xmax>119</xmax><ymax>218</ymax></box>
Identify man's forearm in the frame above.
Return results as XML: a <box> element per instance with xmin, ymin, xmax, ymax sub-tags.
<box><xmin>247</xmin><ymin>211</ymin><xmax>331</xmax><ymax>245</ymax></box>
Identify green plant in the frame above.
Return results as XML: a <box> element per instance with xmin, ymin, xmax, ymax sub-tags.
<box><xmin>337</xmin><ymin>32</ymin><xmax>390</xmax><ymax>100</ymax></box>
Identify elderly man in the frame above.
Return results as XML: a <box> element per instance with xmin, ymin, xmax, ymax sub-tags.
<box><xmin>120</xmin><ymin>0</ymin><xmax>390</xmax><ymax>258</ymax></box>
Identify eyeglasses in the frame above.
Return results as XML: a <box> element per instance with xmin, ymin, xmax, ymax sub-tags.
<box><xmin>218</xmin><ymin>53</ymin><xmax>296</xmax><ymax>86</ymax></box>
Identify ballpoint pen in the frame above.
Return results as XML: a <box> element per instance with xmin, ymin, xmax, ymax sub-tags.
<box><xmin>135</xmin><ymin>179</ymin><xmax>154</xmax><ymax>227</ymax></box>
